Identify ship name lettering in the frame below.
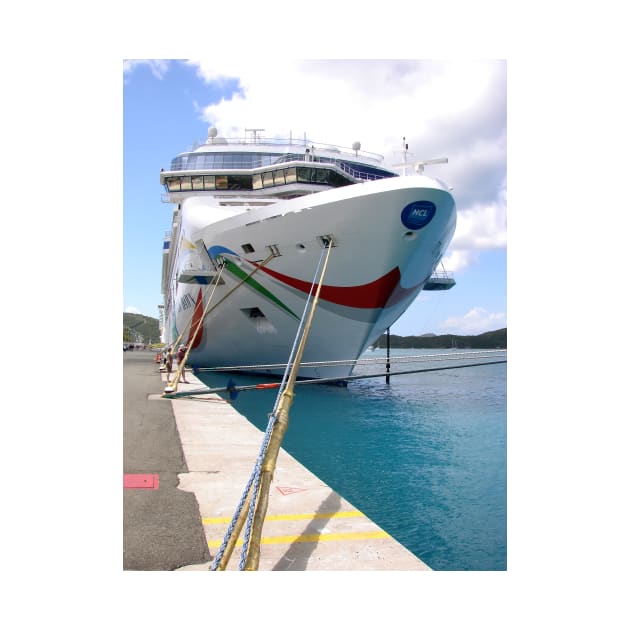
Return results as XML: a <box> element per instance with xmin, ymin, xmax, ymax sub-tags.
<box><xmin>178</xmin><ymin>293</ymin><xmax>196</xmax><ymax>312</ymax></box>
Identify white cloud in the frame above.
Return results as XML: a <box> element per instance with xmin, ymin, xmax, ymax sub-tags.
<box><xmin>123</xmin><ymin>59</ymin><xmax>169</xmax><ymax>80</ymax></box>
<box><xmin>187</xmin><ymin>59</ymin><xmax>506</xmax><ymax>275</ymax></box>
<box><xmin>440</xmin><ymin>249</ymin><xmax>480</xmax><ymax>274</ymax></box>
<box><xmin>124</xmin><ymin>306</ymin><xmax>141</xmax><ymax>314</ymax></box>
<box><xmin>449</xmin><ymin>177</ymin><xmax>507</xmax><ymax>251</ymax></box>
<box><xmin>189</xmin><ymin>59</ymin><xmax>505</xmax><ymax>156</ymax></box>
<box><xmin>187</xmin><ymin>59</ymin><xmax>254</xmax><ymax>85</ymax></box>
<box><xmin>439</xmin><ymin>307</ymin><xmax>507</xmax><ymax>335</ymax></box>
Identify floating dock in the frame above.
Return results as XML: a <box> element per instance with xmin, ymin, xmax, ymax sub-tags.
<box><xmin>123</xmin><ymin>351</ymin><xmax>430</xmax><ymax>571</ymax></box>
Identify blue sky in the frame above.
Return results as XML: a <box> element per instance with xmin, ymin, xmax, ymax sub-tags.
<box><xmin>124</xmin><ymin>59</ymin><xmax>507</xmax><ymax>336</ymax></box>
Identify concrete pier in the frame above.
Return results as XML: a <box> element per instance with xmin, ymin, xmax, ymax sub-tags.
<box><xmin>123</xmin><ymin>350</ymin><xmax>430</xmax><ymax>571</ymax></box>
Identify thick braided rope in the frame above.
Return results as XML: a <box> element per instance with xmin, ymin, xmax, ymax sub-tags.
<box><xmin>237</xmin><ymin>246</ymin><xmax>328</xmax><ymax>570</ymax></box>
<box><xmin>210</xmin><ymin>246</ymin><xmax>327</xmax><ymax>570</ymax></box>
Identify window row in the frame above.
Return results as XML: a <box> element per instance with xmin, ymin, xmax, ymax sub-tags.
<box><xmin>170</xmin><ymin>152</ymin><xmax>301</xmax><ymax>171</ymax></box>
<box><xmin>165</xmin><ymin>167</ymin><xmax>353</xmax><ymax>192</ymax></box>
<box><xmin>169</xmin><ymin>151</ymin><xmax>396</xmax><ymax>181</ymax></box>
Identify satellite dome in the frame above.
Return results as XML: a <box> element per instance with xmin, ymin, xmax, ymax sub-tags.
<box><xmin>208</xmin><ymin>126</ymin><xmax>218</xmax><ymax>138</ymax></box>
<box><xmin>352</xmin><ymin>141</ymin><xmax>361</xmax><ymax>151</ymax></box>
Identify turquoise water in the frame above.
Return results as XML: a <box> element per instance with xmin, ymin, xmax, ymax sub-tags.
<box><xmin>197</xmin><ymin>348</ymin><xmax>507</xmax><ymax>571</ymax></box>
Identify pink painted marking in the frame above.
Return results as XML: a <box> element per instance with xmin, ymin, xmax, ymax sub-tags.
<box><xmin>123</xmin><ymin>474</ymin><xmax>160</xmax><ymax>489</ymax></box>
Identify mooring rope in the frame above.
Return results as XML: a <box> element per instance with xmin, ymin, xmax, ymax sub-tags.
<box><xmin>165</xmin><ymin>261</ymin><xmax>226</xmax><ymax>391</ymax></box>
<box><xmin>165</xmin><ymin>358</ymin><xmax>508</xmax><ymax>401</ymax></box>
<box><xmin>163</xmin><ymin>262</ymin><xmax>226</xmax><ymax>367</ymax></box>
<box><xmin>193</xmin><ymin>349</ymin><xmax>507</xmax><ymax>373</ymax></box>
<box><xmin>267</xmin><ymin>247</ymin><xmax>329</xmax><ymax>413</ymax></box>
<box><xmin>209</xmin><ymin>243</ymin><xmax>332</xmax><ymax>571</ymax></box>
<box><xmin>243</xmin><ymin>238</ymin><xmax>335</xmax><ymax>571</ymax></box>
<box><xmin>164</xmin><ymin>252</ymin><xmax>276</xmax><ymax>394</ymax></box>
<box><xmin>238</xmin><ymin>243</ymin><xmax>331</xmax><ymax>571</ymax></box>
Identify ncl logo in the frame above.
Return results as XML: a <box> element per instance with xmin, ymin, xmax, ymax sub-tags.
<box><xmin>401</xmin><ymin>200</ymin><xmax>436</xmax><ymax>230</ymax></box>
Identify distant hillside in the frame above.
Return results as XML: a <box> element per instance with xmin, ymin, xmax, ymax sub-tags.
<box><xmin>123</xmin><ymin>312</ymin><xmax>161</xmax><ymax>345</ymax></box>
<box><xmin>121</xmin><ymin>313</ymin><xmax>505</xmax><ymax>350</ymax></box>
<box><xmin>375</xmin><ymin>328</ymin><xmax>507</xmax><ymax>349</ymax></box>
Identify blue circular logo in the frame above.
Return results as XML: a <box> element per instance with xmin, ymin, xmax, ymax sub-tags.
<box><xmin>401</xmin><ymin>200</ymin><xmax>436</xmax><ymax>230</ymax></box>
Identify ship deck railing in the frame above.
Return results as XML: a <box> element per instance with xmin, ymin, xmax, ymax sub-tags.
<box><xmin>190</xmin><ymin>135</ymin><xmax>385</xmax><ymax>162</ymax></box>
<box><xmin>424</xmin><ymin>269</ymin><xmax>456</xmax><ymax>291</ymax></box>
<box><xmin>166</xmin><ymin>158</ymin><xmax>392</xmax><ymax>181</ymax></box>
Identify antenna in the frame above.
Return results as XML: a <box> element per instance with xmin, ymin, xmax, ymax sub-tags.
<box><xmin>392</xmin><ymin>136</ymin><xmax>414</xmax><ymax>174</ymax></box>
<box><xmin>245</xmin><ymin>128</ymin><xmax>265</xmax><ymax>143</ymax></box>
<box><xmin>392</xmin><ymin>157</ymin><xmax>448</xmax><ymax>175</ymax></box>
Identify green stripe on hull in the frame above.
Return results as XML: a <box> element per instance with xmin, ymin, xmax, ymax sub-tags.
<box><xmin>224</xmin><ymin>259</ymin><xmax>299</xmax><ymax>320</ymax></box>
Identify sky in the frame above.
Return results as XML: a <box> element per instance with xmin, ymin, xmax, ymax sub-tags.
<box><xmin>123</xmin><ymin>59</ymin><xmax>507</xmax><ymax>337</ymax></box>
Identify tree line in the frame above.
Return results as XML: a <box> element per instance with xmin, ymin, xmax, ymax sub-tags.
<box><xmin>374</xmin><ymin>328</ymin><xmax>507</xmax><ymax>349</ymax></box>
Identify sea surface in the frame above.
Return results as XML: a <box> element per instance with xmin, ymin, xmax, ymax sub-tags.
<box><xmin>197</xmin><ymin>348</ymin><xmax>507</xmax><ymax>571</ymax></box>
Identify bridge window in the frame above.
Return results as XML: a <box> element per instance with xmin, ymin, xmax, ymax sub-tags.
<box><xmin>314</xmin><ymin>169</ymin><xmax>328</xmax><ymax>183</ymax></box>
<box><xmin>228</xmin><ymin>175</ymin><xmax>253</xmax><ymax>190</ymax></box>
<box><xmin>327</xmin><ymin>170</ymin><xmax>351</xmax><ymax>187</ymax></box>
<box><xmin>262</xmin><ymin>172</ymin><xmax>274</xmax><ymax>188</ymax></box>
<box><xmin>285</xmin><ymin>167</ymin><xmax>297</xmax><ymax>184</ymax></box>
<box><xmin>297</xmin><ymin>167</ymin><xmax>311</xmax><ymax>183</ymax></box>
<box><xmin>297</xmin><ymin>167</ymin><xmax>344</xmax><ymax>185</ymax></box>
<box><xmin>274</xmin><ymin>169</ymin><xmax>286</xmax><ymax>185</ymax></box>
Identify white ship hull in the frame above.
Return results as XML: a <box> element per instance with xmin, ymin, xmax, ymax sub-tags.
<box><xmin>162</xmin><ymin>174</ymin><xmax>456</xmax><ymax>379</ymax></box>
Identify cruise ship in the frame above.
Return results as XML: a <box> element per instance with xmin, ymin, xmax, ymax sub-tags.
<box><xmin>160</xmin><ymin>128</ymin><xmax>457</xmax><ymax>379</ymax></box>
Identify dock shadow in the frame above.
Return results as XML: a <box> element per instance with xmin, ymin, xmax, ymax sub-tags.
<box><xmin>271</xmin><ymin>490</ymin><xmax>341</xmax><ymax>571</ymax></box>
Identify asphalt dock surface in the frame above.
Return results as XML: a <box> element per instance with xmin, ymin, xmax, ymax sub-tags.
<box><xmin>123</xmin><ymin>349</ymin><xmax>430</xmax><ymax>571</ymax></box>
<box><xmin>123</xmin><ymin>350</ymin><xmax>211</xmax><ymax>569</ymax></box>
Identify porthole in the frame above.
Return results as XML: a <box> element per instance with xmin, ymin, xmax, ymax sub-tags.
<box><xmin>403</xmin><ymin>231</ymin><xmax>417</xmax><ymax>241</ymax></box>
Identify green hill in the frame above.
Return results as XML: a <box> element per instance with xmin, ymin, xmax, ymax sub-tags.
<box><xmin>122</xmin><ymin>313</ymin><xmax>506</xmax><ymax>351</ymax></box>
<box><xmin>123</xmin><ymin>312</ymin><xmax>161</xmax><ymax>345</ymax></box>
<box><xmin>375</xmin><ymin>328</ymin><xmax>507</xmax><ymax>349</ymax></box>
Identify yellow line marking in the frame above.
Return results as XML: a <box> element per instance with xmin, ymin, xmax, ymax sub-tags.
<box><xmin>203</xmin><ymin>510</ymin><xmax>364</xmax><ymax>525</ymax></box>
<box><xmin>207</xmin><ymin>530</ymin><xmax>390</xmax><ymax>548</ymax></box>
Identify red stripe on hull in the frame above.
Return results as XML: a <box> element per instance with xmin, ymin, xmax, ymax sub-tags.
<box><xmin>252</xmin><ymin>263</ymin><xmax>402</xmax><ymax>309</ymax></box>
<box><xmin>187</xmin><ymin>288</ymin><xmax>204</xmax><ymax>349</ymax></box>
